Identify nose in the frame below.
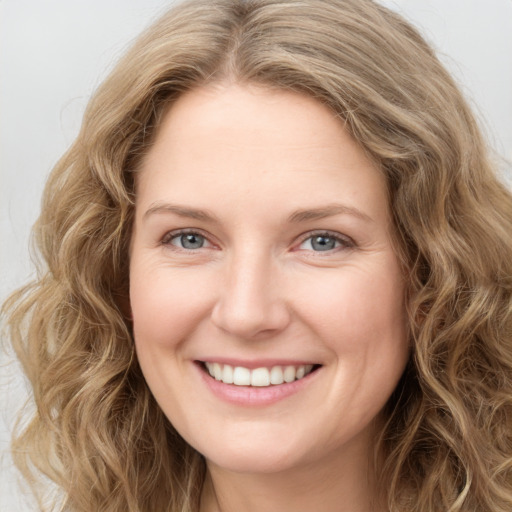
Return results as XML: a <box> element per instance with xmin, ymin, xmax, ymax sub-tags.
<box><xmin>211</xmin><ymin>250</ymin><xmax>291</xmax><ymax>340</ymax></box>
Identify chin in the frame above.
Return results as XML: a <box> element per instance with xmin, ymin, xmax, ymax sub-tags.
<box><xmin>204</xmin><ymin>448</ymin><xmax>302</xmax><ymax>475</ymax></box>
<box><xmin>188</xmin><ymin>427</ymin><xmax>309</xmax><ymax>475</ymax></box>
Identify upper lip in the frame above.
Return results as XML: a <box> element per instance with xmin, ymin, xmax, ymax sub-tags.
<box><xmin>196</xmin><ymin>358</ymin><xmax>321</xmax><ymax>369</ymax></box>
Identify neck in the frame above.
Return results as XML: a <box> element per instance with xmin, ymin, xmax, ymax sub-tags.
<box><xmin>199</xmin><ymin>444</ymin><xmax>385</xmax><ymax>512</ymax></box>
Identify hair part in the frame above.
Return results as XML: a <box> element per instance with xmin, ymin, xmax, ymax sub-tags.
<box><xmin>3</xmin><ymin>1</ymin><xmax>512</xmax><ymax>510</ymax></box>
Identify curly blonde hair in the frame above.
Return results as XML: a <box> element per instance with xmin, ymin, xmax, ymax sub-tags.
<box><xmin>3</xmin><ymin>0</ymin><xmax>512</xmax><ymax>510</ymax></box>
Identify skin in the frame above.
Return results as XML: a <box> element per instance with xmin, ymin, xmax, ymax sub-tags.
<box><xmin>129</xmin><ymin>83</ymin><xmax>410</xmax><ymax>512</ymax></box>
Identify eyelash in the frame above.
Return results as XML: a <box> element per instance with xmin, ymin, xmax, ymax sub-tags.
<box><xmin>160</xmin><ymin>229</ymin><xmax>355</xmax><ymax>253</ymax></box>
<box><xmin>296</xmin><ymin>230</ymin><xmax>355</xmax><ymax>253</ymax></box>
<box><xmin>161</xmin><ymin>229</ymin><xmax>213</xmax><ymax>249</ymax></box>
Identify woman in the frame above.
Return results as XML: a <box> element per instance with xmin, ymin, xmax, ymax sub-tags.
<box><xmin>3</xmin><ymin>0</ymin><xmax>512</xmax><ymax>511</ymax></box>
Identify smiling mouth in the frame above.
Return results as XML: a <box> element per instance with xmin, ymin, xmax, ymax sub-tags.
<box><xmin>200</xmin><ymin>362</ymin><xmax>320</xmax><ymax>387</ymax></box>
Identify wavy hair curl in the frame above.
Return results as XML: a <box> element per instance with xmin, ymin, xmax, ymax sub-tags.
<box><xmin>3</xmin><ymin>0</ymin><xmax>512</xmax><ymax>511</ymax></box>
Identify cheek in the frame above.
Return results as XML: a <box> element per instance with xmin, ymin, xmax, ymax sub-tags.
<box><xmin>129</xmin><ymin>262</ymin><xmax>217</xmax><ymax>349</ymax></box>
<box><xmin>299</xmin><ymin>266</ymin><xmax>406</xmax><ymax>341</ymax></box>
<box><xmin>129</xmin><ymin>263</ymin><xmax>218</xmax><ymax>420</ymax></box>
<box><xmin>304</xmin><ymin>265</ymin><xmax>408</xmax><ymax>414</ymax></box>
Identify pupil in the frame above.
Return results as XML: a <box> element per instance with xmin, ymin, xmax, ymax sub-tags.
<box><xmin>312</xmin><ymin>235</ymin><xmax>335</xmax><ymax>251</ymax></box>
<box><xmin>181</xmin><ymin>234</ymin><xmax>204</xmax><ymax>249</ymax></box>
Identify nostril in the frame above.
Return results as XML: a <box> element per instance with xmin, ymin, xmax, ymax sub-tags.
<box><xmin>211</xmin><ymin>296</ymin><xmax>291</xmax><ymax>340</ymax></box>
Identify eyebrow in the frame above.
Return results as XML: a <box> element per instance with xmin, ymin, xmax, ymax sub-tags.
<box><xmin>287</xmin><ymin>204</ymin><xmax>373</xmax><ymax>223</ymax></box>
<box><xmin>143</xmin><ymin>202</ymin><xmax>373</xmax><ymax>224</ymax></box>
<box><xmin>143</xmin><ymin>203</ymin><xmax>219</xmax><ymax>222</ymax></box>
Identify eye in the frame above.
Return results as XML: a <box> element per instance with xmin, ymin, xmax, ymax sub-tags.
<box><xmin>162</xmin><ymin>230</ymin><xmax>213</xmax><ymax>250</ymax></box>
<box><xmin>298</xmin><ymin>232</ymin><xmax>353</xmax><ymax>252</ymax></box>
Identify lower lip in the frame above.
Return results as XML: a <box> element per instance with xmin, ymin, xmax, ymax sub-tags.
<box><xmin>196</xmin><ymin>363</ymin><xmax>320</xmax><ymax>406</ymax></box>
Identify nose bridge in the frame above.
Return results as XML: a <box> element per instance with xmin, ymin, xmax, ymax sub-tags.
<box><xmin>211</xmin><ymin>243</ymin><xmax>289</xmax><ymax>339</ymax></box>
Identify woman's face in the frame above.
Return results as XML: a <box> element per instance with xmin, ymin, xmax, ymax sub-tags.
<box><xmin>130</xmin><ymin>83</ymin><xmax>409</xmax><ymax>475</ymax></box>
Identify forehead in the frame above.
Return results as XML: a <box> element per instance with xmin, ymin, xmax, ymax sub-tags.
<box><xmin>136</xmin><ymin>83</ymin><xmax>390</xmax><ymax>227</ymax></box>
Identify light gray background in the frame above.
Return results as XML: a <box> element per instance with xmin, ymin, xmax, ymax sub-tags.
<box><xmin>1</xmin><ymin>1</ymin><xmax>511</xmax><ymax>510</ymax></box>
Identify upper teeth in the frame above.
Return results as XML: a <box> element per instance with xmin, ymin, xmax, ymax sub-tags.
<box><xmin>204</xmin><ymin>362</ymin><xmax>314</xmax><ymax>387</ymax></box>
